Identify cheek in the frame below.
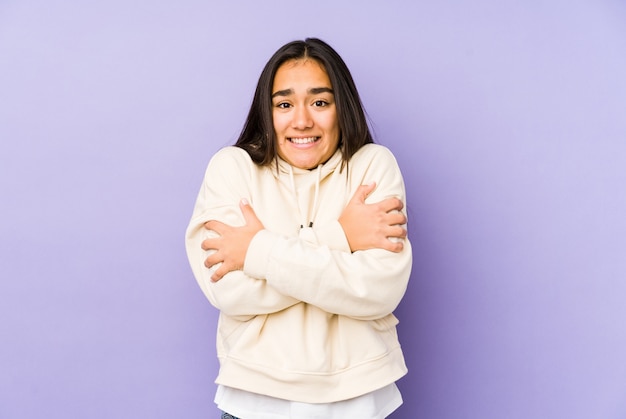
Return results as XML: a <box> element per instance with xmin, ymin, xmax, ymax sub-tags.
<box><xmin>272</xmin><ymin>113</ymin><xmax>285</xmax><ymax>132</ymax></box>
<box><xmin>327</xmin><ymin>111</ymin><xmax>339</xmax><ymax>132</ymax></box>
<box><xmin>319</xmin><ymin>113</ymin><xmax>337</xmax><ymax>132</ymax></box>
<box><xmin>328</xmin><ymin>117</ymin><xmax>340</xmax><ymax>137</ymax></box>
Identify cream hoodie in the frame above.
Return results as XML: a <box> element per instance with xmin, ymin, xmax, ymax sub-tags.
<box><xmin>185</xmin><ymin>143</ymin><xmax>412</xmax><ymax>403</ymax></box>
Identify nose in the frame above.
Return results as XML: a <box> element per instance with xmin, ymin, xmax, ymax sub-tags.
<box><xmin>291</xmin><ymin>105</ymin><xmax>313</xmax><ymax>130</ymax></box>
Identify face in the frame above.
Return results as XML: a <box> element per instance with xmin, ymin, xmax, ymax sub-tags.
<box><xmin>271</xmin><ymin>59</ymin><xmax>340</xmax><ymax>170</ymax></box>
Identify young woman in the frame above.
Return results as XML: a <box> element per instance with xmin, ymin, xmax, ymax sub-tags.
<box><xmin>186</xmin><ymin>38</ymin><xmax>412</xmax><ymax>419</ymax></box>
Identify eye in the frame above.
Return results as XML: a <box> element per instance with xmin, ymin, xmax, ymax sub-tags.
<box><xmin>276</xmin><ymin>102</ymin><xmax>291</xmax><ymax>109</ymax></box>
<box><xmin>313</xmin><ymin>100</ymin><xmax>328</xmax><ymax>107</ymax></box>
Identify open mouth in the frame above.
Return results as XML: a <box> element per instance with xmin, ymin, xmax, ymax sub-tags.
<box><xmin>288</xmin><ymin>136</ymin><xmax>319</xmax><ymax>144</ymax></box>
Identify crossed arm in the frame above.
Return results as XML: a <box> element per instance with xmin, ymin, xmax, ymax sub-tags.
<box><xmin>185</xmin><ymin>145</ymin><xmax>411</xmax><ymax>319</ymax></box>
<box><xmin>202</xmin><ymin>182</ymin><xmax>407</xmax><ymax>282</ymax></box>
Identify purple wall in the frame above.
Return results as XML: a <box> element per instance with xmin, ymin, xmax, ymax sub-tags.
<box><xmin>1</xmin><ymin>1</ymin><xmax>625</xmax><ymax>418</ymax></box>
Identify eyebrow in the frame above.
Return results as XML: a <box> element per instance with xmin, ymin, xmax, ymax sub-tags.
<box><xmin>271</xmin><ymin>87</ymin><xmax>334</xmax><ymax>98</ymax></box>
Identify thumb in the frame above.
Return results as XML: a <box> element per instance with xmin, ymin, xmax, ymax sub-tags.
<box><xmin>239</xmin><ymin>198</ymin><xmax>262</xmax><ymax>227</ymax></box>
<box><xmin>351</xmin><ymin>182</ymin><xmax>376</xmax><ymax>204</ymax></box>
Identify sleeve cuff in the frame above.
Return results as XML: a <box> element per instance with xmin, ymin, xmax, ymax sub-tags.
<box><xmin>313</xmin><ymin>220</ymin><xmax>351</xmax><ymax>253</ymax></box>
<box><xmin>243</xmin><ymin>229</ymin><xmax>277</xmax><ymax>279</ymax></box>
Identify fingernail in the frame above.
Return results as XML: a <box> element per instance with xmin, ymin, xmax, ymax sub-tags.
<box><xmin>241</xmin><ymin>198</ymin><xmax>249</xmax><ymax>205</ymax></box>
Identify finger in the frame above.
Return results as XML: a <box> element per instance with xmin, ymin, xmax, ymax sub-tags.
<box><xmin>201</xmin><ymin>237</ymin><xmax>219</xmax><ymax>251</ymax></box>
<box><xmin>211</xmin><ymin>268</ymin><xmax>224</xmax><ymax>282</ymax></box>
<box><xmin>204</xmin><ymin>252</ymin><xmax>222</xmax><ymax>269</ymax></box>
<box><xmin>204</xmin><ymin>220</ymin><xmax>226</xmax><ymax>234</ymax></box>
<box><xmin>239</xmin><ymin>198</ymin><xmax>262</xmax><ymax>228</ymax></box>
<box><xmin>211</xmin><ymin>262</ymin><xmax>241</xmax><ymax>282</ymax></box>
<box><xmin>386</xmin><ymin>225</ymin><xmax>407</xmax><ymax>239</ymax></box>
<box><xmin>379</xmin><ymin>197</ymin><xmax>404</xmax><ymax>213</ymax></box>
<box><xmin>380</xmin><ymin>238</ymin><xmax>404</xmax><ymax>253</ymax></box>
<box><xmin>351</xmin><ymin>182</ymin><xmax>376</xmax><ymax>204</ymax></box>
<box><xmin>385</xmin><ymin>211</ymin><xmax>407</xmax><ymax>226</ymax></box>
<box><xmin>211</xmin><ymin>262</ymin><xmax>230</xmax><ymax>281</ymax></box>
<box><xmin>388</xmin><ymin>240</ymin><xmax>404</xmax><ymax>253</ymax></box>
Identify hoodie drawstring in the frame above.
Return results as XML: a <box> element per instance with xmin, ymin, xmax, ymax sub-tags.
<box><xmin>309</xmin><ymin>164</ymin><xmax>322</xmax><ymax>228</ymax></box>
<box><xmin>286</xmin><ymin>163</ymin><xmax>323</xmax><ymax>229</ymax></box>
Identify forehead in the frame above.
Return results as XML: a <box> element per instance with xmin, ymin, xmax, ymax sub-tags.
<box><xmin>272</xmin><ymin>59</ymin><xmax>331</xmax><ymax>90</ymax></box>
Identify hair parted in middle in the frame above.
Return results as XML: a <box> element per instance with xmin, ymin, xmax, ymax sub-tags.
<box><xmin>234</xmin><ymin>38</ymin><xmax>374</xmax><ymax>167</ymax></box>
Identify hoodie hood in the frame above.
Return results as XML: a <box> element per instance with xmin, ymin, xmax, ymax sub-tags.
<box><xmin>270</xmin><ymin>149</ymin><xmax>343</xmax><ymax>229</ymax></box>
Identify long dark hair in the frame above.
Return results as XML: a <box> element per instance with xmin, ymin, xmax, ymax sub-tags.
<box><xmin>235</xmin><ymin>38</ymin><xmax>374</xmax><ymax>167</ymax></box>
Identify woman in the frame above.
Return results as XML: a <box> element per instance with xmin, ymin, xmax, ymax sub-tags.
<box><xmin>185</xmin><ymin>38</ymin><xmax>412</xmax><ymax>419</ymax></box>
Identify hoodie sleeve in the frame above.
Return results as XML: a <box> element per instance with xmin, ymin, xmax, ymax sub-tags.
<box><xmin>243</xmin><ymin>145</ymin><xmax>412</xmax><ymax>320</ymax></box>
<box><xmin>185</xmin><ymin>147</ymin><xmax>300</xmax><ymax>319</ymax></box>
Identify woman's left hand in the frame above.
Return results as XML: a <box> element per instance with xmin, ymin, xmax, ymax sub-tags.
<box><xmin>202</xmin><ymin>199</ymin><xmax>264</xmax><ymax>282</ymax></box>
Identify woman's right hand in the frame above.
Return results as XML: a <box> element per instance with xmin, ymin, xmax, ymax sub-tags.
<box><xmin>338</xmin><ymin>182</ymin><xmax>407</xmax><ymax>253</ymax></box>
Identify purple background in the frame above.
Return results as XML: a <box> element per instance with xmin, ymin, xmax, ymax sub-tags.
<box><xmin>1</xmin><ymin>1</ymin><xmax>625</xmax><ymax>418</ymax></box>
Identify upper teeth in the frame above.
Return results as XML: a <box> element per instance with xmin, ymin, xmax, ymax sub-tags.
<box><xmin>290</xmin><ymin>137</ymin><xmax>317</xmax><ymax>144</ymax></box>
